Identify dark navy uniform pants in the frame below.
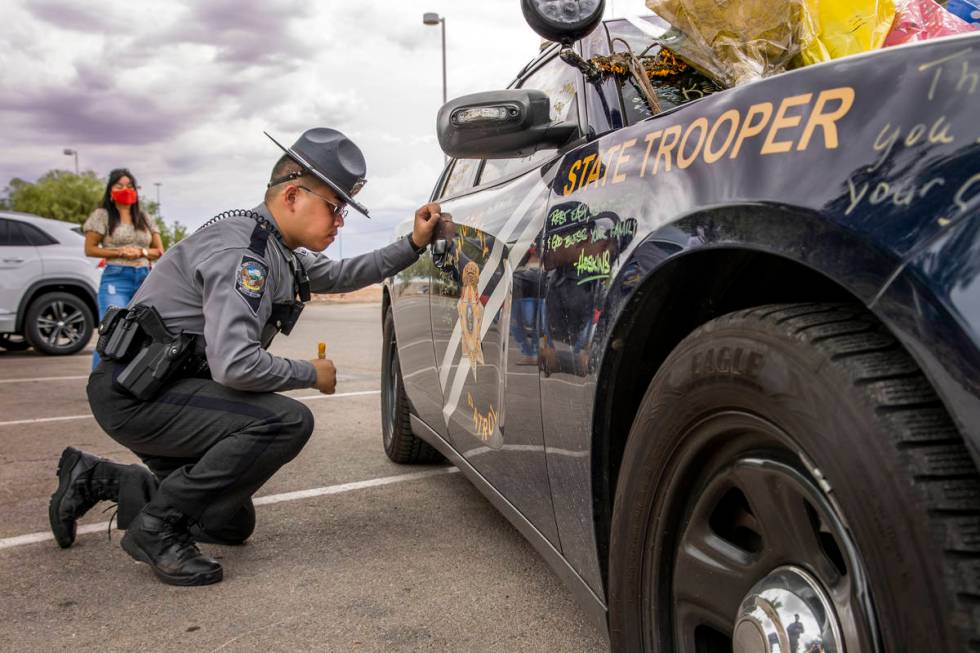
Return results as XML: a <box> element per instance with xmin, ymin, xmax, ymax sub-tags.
<box><xmin>87</xmin><ymin>362</ymin><xmax>314</xmax><ymax>543</ymax></box>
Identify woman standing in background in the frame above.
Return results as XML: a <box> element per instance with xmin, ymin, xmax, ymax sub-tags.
<box><xmin>83</xmin><ymin>168</ymin><xmax>164</xmax><ymax>366</ymax></box>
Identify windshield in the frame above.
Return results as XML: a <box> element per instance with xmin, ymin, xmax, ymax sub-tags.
<box><xmin>605</xmin><ymin>17</ymin><xmax>720</xmax><ymax>124</ymax></box>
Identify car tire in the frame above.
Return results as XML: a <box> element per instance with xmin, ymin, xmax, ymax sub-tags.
<box><xmin>608</xmin><ymin>303</ymin><xmax>979</xmax><ymax>653</ymax></box>
<box><xmin>381</xmin><ymin>307</ymin><xmax>442</xmax><ymax>464</ymax></box>
<box><xmin>24</xmin><ymin>292</ymin><xmax>94</xmax><ymax>356</ymax></box>
<box><xmin>0</xmin><ymin>334</ymin><xmax>31</xmax><ymax>351</ymax></box>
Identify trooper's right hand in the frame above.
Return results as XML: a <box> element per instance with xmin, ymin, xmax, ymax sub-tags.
<box><xmin>311</xmin><ymin>358</ymin><xmax>337</xmax><ymax>395</ymax></box>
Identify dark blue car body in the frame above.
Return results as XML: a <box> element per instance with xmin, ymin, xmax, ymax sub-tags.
<box><xmin>384</xmin><ymin>18</ymin><xmax>980</xmax><ymax>635</ymax></box>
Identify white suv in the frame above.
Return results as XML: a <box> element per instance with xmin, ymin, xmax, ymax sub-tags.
<box><xmin>0</xmin><ymin>211</ymin><xmax>101</xmax><ymax>355</ymax></box>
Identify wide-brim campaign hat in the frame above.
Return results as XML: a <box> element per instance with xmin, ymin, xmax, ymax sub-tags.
<box><xmin>265</xmin><ymin>127</ymin><xmax>370</xmax><ymax>218</ymax></box>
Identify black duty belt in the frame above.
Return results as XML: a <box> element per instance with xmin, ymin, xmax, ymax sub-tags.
<box><xmin>96</xmin><ymin>304</ymin><xmax>206</xmax><ymax>400</ymax></box>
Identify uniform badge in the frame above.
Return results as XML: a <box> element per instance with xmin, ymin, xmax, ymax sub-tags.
<box><xmin>236</xmin><ymin>255</ymin><xmax>268</xmax><ymax>313</ymax></box>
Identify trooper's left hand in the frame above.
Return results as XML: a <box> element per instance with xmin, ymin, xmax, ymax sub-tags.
<box><xmin>411</xmin><ymin>202</ymin><xmax>441</xmax><ymax>249</ymax></box>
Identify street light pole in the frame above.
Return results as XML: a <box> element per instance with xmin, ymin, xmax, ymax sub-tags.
<box><xmin>154</xmin><ymin>182</ymin><xmax>162</xmax><ymax>210</ymax></box>
<box><xmin>63</xmin><ymin>148</ymin><xmax>78</xmax><ymax>175</ymax></box>
<box><xmin>423</xmin><ymin>12</ymin><xmax>448</xmax><ymax>163</ymax></box>
<box><xmin>423</xmin><ymin>12</ymin><xmax>447</xmax><ymax>105</ymax></box>
<box><xmin>440</xmin><ymin>17</ymin><xmax>447</xmax><ymax>105</ymax></box>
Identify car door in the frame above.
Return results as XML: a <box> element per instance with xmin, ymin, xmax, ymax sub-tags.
<box><xmin>429</xmin><ymin>51</ymin><xmax>583</xmax><ymax>547</ymax></box>
<box><xmin>393</xmin><ymin>158</ymin><xmax>481</xmax><ymax>439</ymax></box>
<box><xmin>0</xmin><ymin>219</ymin><xmax>44</xmax><ymax>333</ymax></box>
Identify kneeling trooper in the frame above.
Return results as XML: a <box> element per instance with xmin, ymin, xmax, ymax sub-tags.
<box><xmin>50</xmin><ymin>127</ymin><xmax>440</xmax><ymax>585</ymax></box>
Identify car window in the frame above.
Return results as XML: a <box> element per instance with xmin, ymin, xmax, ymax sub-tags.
<box><xmin>606</xmin><ymin>18</ymin><xmax>720</xmax><ymax>125</ymax></box>
<box><xmin>0</xmin><ymin>220</ymin><xmax>33</xmax><ymax>247</ymax></box>
<box><xmin>479</xmin><ymin>55</ymin><xmax>580</xmax><ymax>186</ymax></box>
<box><xmin>439</xmin><ymin>159</ymin><xmax>480</xmax><ymax>200</ymax></box>
<box><xmin>21</xmin><ymin>222</ymin><xmax>58</xmax><ymax>246</ymax></box>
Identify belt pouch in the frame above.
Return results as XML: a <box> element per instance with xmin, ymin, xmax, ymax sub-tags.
<box><xmin>99</xmin><ymin>309</ymin><xmax>143</xmax><ymax>361</ymax></box>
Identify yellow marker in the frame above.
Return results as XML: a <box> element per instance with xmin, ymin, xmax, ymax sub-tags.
<box><xmin>318</xmin><ymin>342</ymin><xmax>326</xmax><ymax>359</ymax></box>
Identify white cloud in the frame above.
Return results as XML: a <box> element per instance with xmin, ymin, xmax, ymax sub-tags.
<box><xmin>0</xmin><ymin>0</ymin><xmax>654</xmax><ymax>255</ymax></box>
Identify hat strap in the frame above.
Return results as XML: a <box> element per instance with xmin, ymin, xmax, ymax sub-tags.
<box><xmin>267</xmin><ymin>170</ymin><xmax>305</xmax><ymax>188</ymax></box>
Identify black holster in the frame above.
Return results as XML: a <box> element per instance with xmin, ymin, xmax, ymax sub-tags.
<box><xmin>97</xmin><ymin>304</ymin><xmax>202</xmax><ymax>400</ymax></box>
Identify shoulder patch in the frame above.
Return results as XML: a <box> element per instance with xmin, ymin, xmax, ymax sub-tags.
<box><xmin>236</xmin><ymin>254</ymin><xmax>268</xmax><ymax>313</ymax></box>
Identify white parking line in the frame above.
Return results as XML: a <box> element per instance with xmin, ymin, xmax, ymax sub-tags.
<box><xmin>0</xmin><ymin>390</ymin><xmax>381</xmax><ymax>428</ymax></box>
<box><xmin>0</xmin><ymin>414</ymin><xmax>95</xmax><ymax>427</ymax></box>
<box><xmin>0</xmin><ymin>375</ymin><xmax>91</xmax><ymax>384</ymax></box>
<box><xmin>0</xmin><ymin>467</ymin><xmax>459</xmax><ymax>550</ymax></box>
<box><xmin>293</xmin><ymin>389</ymin><xmax>380</xmax><ymax>401</ymax></box>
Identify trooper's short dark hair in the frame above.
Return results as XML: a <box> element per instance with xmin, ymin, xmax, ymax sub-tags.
<box><xmin>264</xmin><ymin>155</ymin><xmax>305</xmax><ymax>202</ymax></box>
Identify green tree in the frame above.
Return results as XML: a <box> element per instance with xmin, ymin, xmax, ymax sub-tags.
<box><xmin>142</xmin><ymin>199</ymin><xmax>187</xmax><ymax>248</ymax></box>
<box><xmin>154</xmin><ymin>215</ymin><xmax>188</xmax><ymax>249</ymax></box>
<box><xmin>3</xmin><ymin>170</ymin><xmax>188</xmax><ymax>248</ymax></box>
<box><xmin>5</xmin><ymin>170</ymin><xmax>103</xmax><ymax>224</ymax></box>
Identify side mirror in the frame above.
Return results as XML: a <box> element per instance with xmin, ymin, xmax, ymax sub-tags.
<box><xmin>436</xmin><ymin>89</ymin><xmax>577</xmax><ymax>160</ymax></box>
<box><xmin>521</xmin><ymin>0</ymin><xmax>606</xmax><ymax>46</ymax></box>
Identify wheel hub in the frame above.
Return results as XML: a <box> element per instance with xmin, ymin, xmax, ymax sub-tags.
<box><xmin>733</xmin><ymin>565</ymin><xmax>842</xmax><ymax>653</ymax></box>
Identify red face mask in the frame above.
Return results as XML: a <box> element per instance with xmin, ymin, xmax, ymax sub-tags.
<box><xmin>111</xmin><ymin>188</ymin><xmax>138</xmax><ymax>205</ymax></box>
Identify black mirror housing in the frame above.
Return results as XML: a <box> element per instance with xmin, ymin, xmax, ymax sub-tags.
<box><xmin>437</xmin><ymin>89</ymin><xmax>577</xmax><ymax>160</ymax></box>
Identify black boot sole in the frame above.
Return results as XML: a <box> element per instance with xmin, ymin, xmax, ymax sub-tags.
<box><xmin>121</xmin><ymin>533</ymin><xmax>223</xmax><ymax>586</ymax></box>
<box><xmin>48</xmin><ymin>447</ymin><xmax>83</xmax><ymax>549</ymax></box>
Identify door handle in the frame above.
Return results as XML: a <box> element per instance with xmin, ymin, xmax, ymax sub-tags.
<box><xmin>432</xmin><ymin>238</ymin><xmax>457</xmax><ymax>271</ymax></box>
<box><xmin>432</xmin><ymin>238</ymin><xmax>449</xmax><ymax>267</ymax></box>
<box><xmin>2</xmin><ymin>258</ymin><xmax>24</xmax><ymax>264</ymax></box>
<box><xmin>430</xmin><ymin>213</ymin><xmax>456</xmax><ymax>270</ymax></box>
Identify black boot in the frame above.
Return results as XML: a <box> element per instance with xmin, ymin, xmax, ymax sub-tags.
<box><xmin>121</xmin><ymin>506</ymin><xmax>223</xmax><ymax>586</ymax></box>
<box><xmin>49</xmin><ymin>447</ymin><xmax>119</xmax><ymax>548</ymax></box>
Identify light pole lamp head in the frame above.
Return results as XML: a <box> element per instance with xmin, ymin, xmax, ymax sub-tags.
<box><xmin>63</xmin><ymin>148</ymin><xmax>75</xmax><ymax>155</ymax></box>
<box><xmin>423</xmin><ymin>12</ymin><xmax>441</xmax><ymax>25</ymax></box>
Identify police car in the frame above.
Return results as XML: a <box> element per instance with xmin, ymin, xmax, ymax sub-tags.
<box><xmin>381</xmin><ymin>2</ymin><xmax>980</xmax><ymax>651</ymax></box>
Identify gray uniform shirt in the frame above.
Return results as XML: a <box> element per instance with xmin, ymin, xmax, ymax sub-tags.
<box><xmin>130</xmin><ymin>203</ymin><xmax>419</xmax><ymax>393</ymax></box>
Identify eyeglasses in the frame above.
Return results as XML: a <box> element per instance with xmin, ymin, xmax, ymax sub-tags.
<box><xmin>298</xmin><ymin>186</ymin><xmax>348</xmax><ymax>219</ymax></box>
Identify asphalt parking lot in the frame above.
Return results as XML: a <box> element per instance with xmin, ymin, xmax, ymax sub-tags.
<box><xmin>0</xmin><ymin>302</ymin><xmax>607</xmax><ymax>652</ymax></box>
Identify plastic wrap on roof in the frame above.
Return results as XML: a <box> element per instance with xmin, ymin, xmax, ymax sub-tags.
<box><xmin>644</xmin><ymin>0</ymin><xmax>814</xmax><ymax>86</ymax></box>
<box><xmin>641</xmin><ymin>0</ymin><xmax>973</xmax><ymax>87</ymax></box>
<box><xmin>799</xmin><ymin>0</ymin><xmax>897</xmax><ymax>65</ymax></box>
<box><xmin>884</xmin><ymin>0</ymin><xmax>977</xmax><ymax>46</ymax></box>
<box><xmin>947</xmin><ymin>0</ymin><xmax>980</xmax><ymax>25</ymax></box>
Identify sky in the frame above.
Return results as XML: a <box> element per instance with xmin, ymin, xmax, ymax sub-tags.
<box><xmin>0</xmin><ymin>0</ymin><xmax>653</xmax><ymax>257</ymax></box>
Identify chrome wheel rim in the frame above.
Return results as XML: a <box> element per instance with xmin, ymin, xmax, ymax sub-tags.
<box><xmin>655</xmin><ymin>412</ymin><xmax>879</xmax><ymax>652</ymax></box>
<box><xmin>35</xmin><ymin>300</ymin><xmax>86</xmax><ymax>349</ymax></box>
<box><xmin>733</xmin><ymin>565</ymin><xmax>842</xmax><ymax>653</ymax></box>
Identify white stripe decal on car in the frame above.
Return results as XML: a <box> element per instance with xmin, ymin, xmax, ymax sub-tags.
<box><xmin>437</xmin><ymin>181</ymin><xmax>549</xmax><ymax>392</ymax></box>
<box><xmin>440</xmin><ymin>182</ymin><xmax>551</xmax><ymax>433</ymax></box>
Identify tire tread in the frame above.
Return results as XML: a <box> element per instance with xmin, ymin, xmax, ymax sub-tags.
<box><xmin>745</xmin><ymin>303</ymin><xmax>980</xmax><ymax>648</ymax></box>
<box><xmin>382</xmin><ymin>309</ymin><xmax>442</xmax><ymax>465</ymax></box>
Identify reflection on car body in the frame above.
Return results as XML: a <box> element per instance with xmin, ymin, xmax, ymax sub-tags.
<box><xmin>382</xmin><ymin>5</ymin><xmax>980</xmax><ymax>651</ymax></box>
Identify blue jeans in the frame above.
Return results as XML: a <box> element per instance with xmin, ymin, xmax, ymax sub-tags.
<box><xmin>93</xmin><ymin>265</ymin><xmax>150</xmax><ymax>368</ymax></box>
<box><xmin>509</xmin><ymin>298</ymin><xmax>540</xmax><ymax>357</ymax></box>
